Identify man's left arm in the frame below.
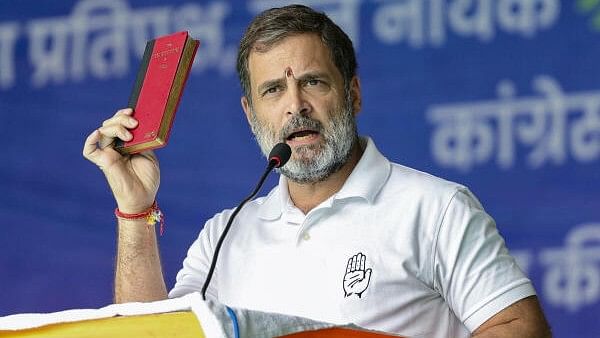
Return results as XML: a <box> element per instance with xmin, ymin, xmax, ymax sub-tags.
<box><xmin>433</xmin><ymin>188</ymin><xmax>551</xmax><ymax>337</ymax></box>
<box><xmin>472</xmin><ymin>296</ymin><xmax>551</xmax><ymax>337</ymax></box>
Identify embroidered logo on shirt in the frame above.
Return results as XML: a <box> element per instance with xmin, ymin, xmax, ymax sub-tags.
<box><xmin>343</xmin><ymin>252</ymin><xmax>372</xmax><ymax>298</ymax></box>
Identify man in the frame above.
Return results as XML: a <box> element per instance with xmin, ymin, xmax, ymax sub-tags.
<box><xmin>83</xmin><ymin>5</ymin><xmax>551</xmax><ymax>338</ymax></box>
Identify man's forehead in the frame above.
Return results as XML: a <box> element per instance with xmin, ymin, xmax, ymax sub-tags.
<box><xmin>247</xmin><ymin>35</ymin><xmax>338</xmax><ymax>86</ymax></box>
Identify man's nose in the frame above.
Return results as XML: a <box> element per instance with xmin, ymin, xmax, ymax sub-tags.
<box><xmin>285</xmin><ymin>83</ymin><xmax>311</xmax><ymax>116</ymax></box>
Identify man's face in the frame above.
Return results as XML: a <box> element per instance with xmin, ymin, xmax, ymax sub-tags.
<box><xmin>241</xmin><ymin>34</ymin><xmax>361</xmax><ymax>183</ymax></box>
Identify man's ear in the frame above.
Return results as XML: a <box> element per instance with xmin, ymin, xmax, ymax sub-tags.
<box><xmin>241</xmin><ymin>96</ymin><xmax>253</xmax><ymax>125</ymax></box>
<box><xmin>350</xmin><ymin>76</ymin><xmax>362</xmax><ymax>117</ymax></box>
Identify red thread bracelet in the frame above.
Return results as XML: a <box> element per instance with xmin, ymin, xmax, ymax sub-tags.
<box><xmin>115</xmin><ymin>201</ymin><xmax>165</xmax><ymax>236</ymax></box>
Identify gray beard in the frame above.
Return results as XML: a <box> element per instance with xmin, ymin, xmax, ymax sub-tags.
<box><xmin>250</xmin><ymin>99</ymin><xmax>358</xmax><ymax>184</ymax></box>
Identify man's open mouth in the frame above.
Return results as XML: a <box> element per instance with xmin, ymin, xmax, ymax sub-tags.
<box><xmin>286</xmin><ymin>129</ymin><xmax>320</xmax><ymax>141</ymax></box>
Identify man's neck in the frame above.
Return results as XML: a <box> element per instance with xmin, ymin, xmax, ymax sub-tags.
<box><xmin>287</xmin><ymin>141</ymin><xmax>364</xmax><ymax>214</ymax></box>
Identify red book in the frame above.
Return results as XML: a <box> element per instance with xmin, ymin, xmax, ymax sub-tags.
<box><xmin>115</xmin><ymin>31</ymin><xmax>199</xmax><ymax>154</ymax></box>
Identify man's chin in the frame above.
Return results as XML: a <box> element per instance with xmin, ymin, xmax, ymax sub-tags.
<box><xmin>280</xmin><ymin>162</ymin><xmax>338</xmax><ymax>184</ymax></box>
<box><xmin>290</xmin><ymin>142</ymin><xmax>324</xmax><ymax>158</ymax></box>
<box><xmin>280</xmin><ymin>155</ymin><xmax>345</xmax><ymax>184</ymax></box>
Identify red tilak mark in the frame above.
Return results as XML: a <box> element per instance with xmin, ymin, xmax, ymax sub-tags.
<box><xmin>285</xmin><ymin>67</ymin><xmax>294</xmax><ymax>78</ymax></box>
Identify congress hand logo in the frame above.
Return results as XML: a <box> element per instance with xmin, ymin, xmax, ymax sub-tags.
<box><xmin>343</xmin><ymin>252</ymin><xmax>372</xmax><ymax>298</ymax></box>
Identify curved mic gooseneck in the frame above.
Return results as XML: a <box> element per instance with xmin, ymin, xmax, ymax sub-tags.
<box><xmin>200</xmin><ymin>143</ymin><xmax>292</xmax><ymax>300</ymax></box>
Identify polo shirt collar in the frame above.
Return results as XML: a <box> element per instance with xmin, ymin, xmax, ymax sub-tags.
<box><xmin>333</xmin><ymin>137</ymin><xmax>390</xmax><ymax>203</ymax></box>
<box><xmin>257</xmin><ymin>137</ymin><xmax>391</xmax><ymax>221</ymax></box>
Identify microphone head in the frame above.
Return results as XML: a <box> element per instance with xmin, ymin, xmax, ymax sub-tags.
<box><xmin>268</xmin><ymin>143</ymin><xmax>292</xmax><ymax>168</ymax></box>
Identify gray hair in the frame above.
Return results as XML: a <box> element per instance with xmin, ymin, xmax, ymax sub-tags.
<box><xmin>236</xmin><ymin>4</ymin><xmax>357</xmax><ymax>105</ymax></box>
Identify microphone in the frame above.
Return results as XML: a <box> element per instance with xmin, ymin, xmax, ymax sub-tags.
<box><xmin>268</xmin><ymin>142</ymin><xmax>292</xmax><ymax>169</ymax></box>
<box><xmin>201</xmin><ymin>143</ymin><xmax>291</xmax><ymax>300</ymax></box>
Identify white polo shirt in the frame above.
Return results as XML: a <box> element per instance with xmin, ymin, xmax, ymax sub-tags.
<box><xmin>169</xmin><ymin>137</ymin><xmax>535</xmax><ymax>338</ymax></box>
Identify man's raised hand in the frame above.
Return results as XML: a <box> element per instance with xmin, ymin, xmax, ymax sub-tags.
<box><xmin>83</xmin><ymin>108</ymin><xmax>160</xmax><ymax>214</ymax></box>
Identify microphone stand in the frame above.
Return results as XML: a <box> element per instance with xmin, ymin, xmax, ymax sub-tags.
<box><xmin>200</xmin><ymin>144</ymin><xmax>291</xmax><ymax>300</ymax></box>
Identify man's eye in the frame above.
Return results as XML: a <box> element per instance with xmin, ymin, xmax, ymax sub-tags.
<box><xmin>263</xmin><ymin>86</ymin><xmax>280</xmax><ymax>96</ymax></box>
<box><xmin>304</xmin><ymin>79</ymin><xmax>330</xmax><ymax>91</ymax></box>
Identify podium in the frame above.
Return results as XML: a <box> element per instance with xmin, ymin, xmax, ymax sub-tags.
<box><xmin>0</xmin><ymin>294</ymin><xmax>404</xmax><ymax>338</ymax></box>
<box><xmin>0</xmin><ymin>311</ymin><xmax>401</xmax><ymax>338</ymax></box>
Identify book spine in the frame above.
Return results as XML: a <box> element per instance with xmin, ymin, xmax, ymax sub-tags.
<box><xmin>128</xmin><ymin>39</ymin><xmax>155</xmax><ymax>109</ymax></box>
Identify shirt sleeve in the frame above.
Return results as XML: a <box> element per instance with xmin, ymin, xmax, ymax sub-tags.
<box><xmin>168</xmin><ymin>228</ymin><xmax>215</xmax><ymax>300</ymax></box>
<box><xmin>432</xmin><ymin>188</ymin><xmax>536</xmax><ymax>332</ymax></box>
<box><xmin>168</xmin><ymin>210</ymin><xmax>232</xmax><ymax>301</ymax></box>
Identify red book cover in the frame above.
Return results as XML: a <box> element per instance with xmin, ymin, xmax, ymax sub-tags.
<box><xmin>116</xmin><ymin>31</ymin><xmax>199</xmax><ymax>154</ymax></box>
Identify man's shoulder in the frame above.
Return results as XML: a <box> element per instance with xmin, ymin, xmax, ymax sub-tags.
<box><xmin>377</xmin><ymin>161</ymin><xmax>488</xmax><ymax>225</ymax></box>
<box><xmin>386</xmin><ymin>161</ymin><xmax>467</xmax><ymax>197</ymax></box>
<box><xmin>203</xmin><ymin>186</ymin><xmax>279</xmax><ymax>228</ymax></box>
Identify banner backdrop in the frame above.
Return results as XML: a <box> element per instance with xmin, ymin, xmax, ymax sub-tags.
<box><xmin>1</xmin><ymin>1</ymin><xmax>598</xmax><ymax>336</ymax></box>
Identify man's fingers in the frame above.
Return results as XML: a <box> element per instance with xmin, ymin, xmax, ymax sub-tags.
<box><xmin>115</xmin><ymin>107</ymin><xmax>134</xmax><ymax>117</ymax></box>
<box><xmin>83</xmin><ymin>109</ymin><xmax>136</xmax><ymax>167</ymax></box>
<box><xmin>102</xmin><ymin>112</ymin><xmax>138</xmax><ymax>129</ymax></box>
<box><xmin>83</xmin><ymin>129</ymin><xmax>101</xmax><ymax>159</ymax></box>
<box><xmin>97</xmin><ymin>109</ymin><xmax>138</xmax><ymax>150</ymax></box>
<box><xmin>98</xmin><ymin>124</ymin><xmax>133</xmax><ymax>145</ymax></box>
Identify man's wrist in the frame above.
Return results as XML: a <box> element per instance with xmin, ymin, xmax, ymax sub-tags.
<box><xmin>115</xmin><ymin>201</ymin><xmax>165</xmax><ymax>235</ymax></box>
